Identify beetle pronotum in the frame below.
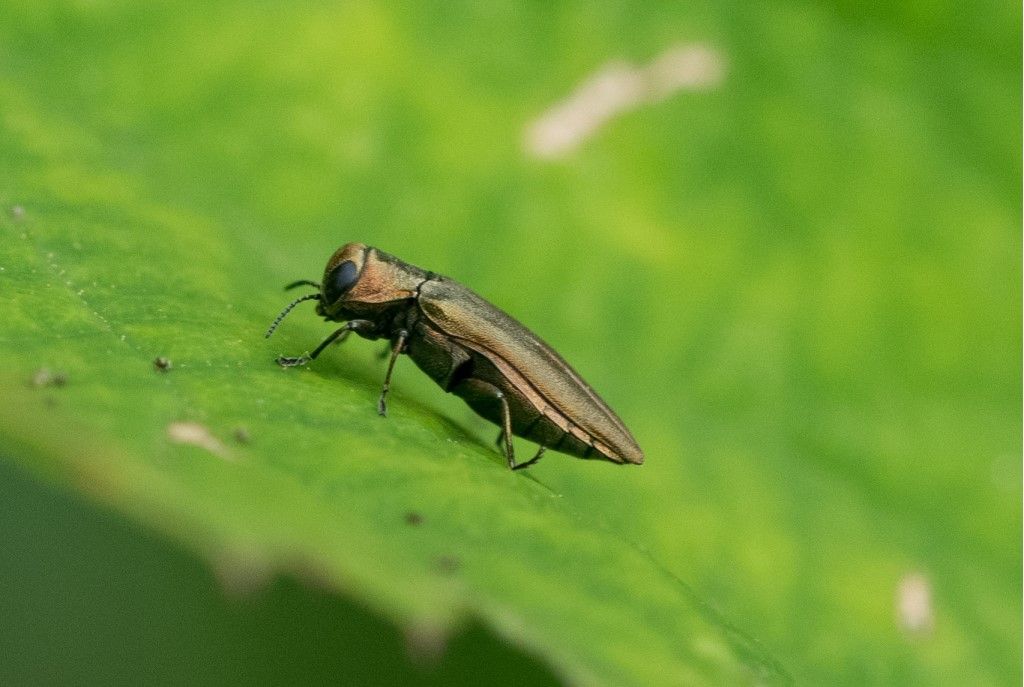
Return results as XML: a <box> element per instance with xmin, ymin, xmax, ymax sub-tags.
<box><xmin>266</xmin><ymin>243</ymin><xmax>643</xmax><ymax>470</ymax></box>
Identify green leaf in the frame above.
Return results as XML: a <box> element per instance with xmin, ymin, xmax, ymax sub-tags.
<box><xmin>0</xmin><ymin>1</ymin><xmax>1018</xmax><ymax>685</ymax></box>
<box><xmin>0</xmin><ymin>219</ymin><xmax>787</xmax><ymax>687</ymax></box>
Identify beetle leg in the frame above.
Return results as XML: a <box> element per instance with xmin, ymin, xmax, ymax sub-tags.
<box><xmin>492</xmin><ymin>432</ymin><xmax>544</xmax><ymax>469</ymax></box>
<box><xmin>452</xmin><ymin>378</ymin><xmax>545</xmax><ymax>471</ymax></box>
<box><xmin>277</xmin><ymin>319</ymin><xmax>375</xmax><ymax>367</ymax></box>
<box><xmin>377</xmin><ymin>329</ymin><xmax>408</xmax><ymax>417</ymax></box>
<box><xmin>496</xmin><ymin>390</ymin><xmax>516</xmax><ymax>469</ymax></box>
<box><xmin>516</xmin><ymin>445</ymin><xmax>546</xmax><ymax>471</ymax></box>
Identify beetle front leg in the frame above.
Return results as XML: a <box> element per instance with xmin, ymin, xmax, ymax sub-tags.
<box><xmin>377</xmin><ymin>329</ymin><xmax>408</xmax><ymax>417</ymax></box>
<box><xmin>276</xmin><ymin>319</ymin><xmax>376</xmax><ymax>367</ymax></box>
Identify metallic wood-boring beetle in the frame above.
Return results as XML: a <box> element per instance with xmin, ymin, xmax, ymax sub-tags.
<box><xmin>265</xmin><ymin>243</ymin><xmax>644</xmax><ymax>470</ymax></box>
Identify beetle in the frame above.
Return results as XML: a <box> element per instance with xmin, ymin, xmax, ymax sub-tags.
<box><xmin>265</xmin><ymin>243</ymin><xmax>643</xmax><ymax>470</ymax></box>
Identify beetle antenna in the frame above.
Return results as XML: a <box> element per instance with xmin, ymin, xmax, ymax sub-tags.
<box><xmin>284</xmin><ymin>279</ymin><xmax>321</xmax><ymax>291</ymax></box>
<box><xmin>265</xmin><ymin>293</ymin><xmax>321</xmax><ymax>338</ymax></box>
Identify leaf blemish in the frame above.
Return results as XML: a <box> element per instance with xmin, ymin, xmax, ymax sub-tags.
<box><xmin>896</xmin><ymin>572</ymin><xmax>934</xmax><ymax>636</ymax></box>
<box><xmin>403</xmin><ymin>623</ymin><xmax>448</xmax><ymax>664</ymax></box>
<box><xmin>404</xmin><ymin>511</ymin><xmax>424</xmax><ymax>526</ymax></box>
<box><xmin>524</xmin><ymin>44</ymin><xmax>725</xmax><ymax>159</ymax></box>
<box><xmin>29</xmin><ymin>368</ymin><xmax>67</xmax><ymax>388</ymax></box>
<box><xmin>166</xmin><ymin>421</ymin><xmax>229</xmax><ymax>459</ymax></box>
<box><xmin>433</xmin><ymin>555</ymin><xmax>460</xmax><ymax>575</ymax></box>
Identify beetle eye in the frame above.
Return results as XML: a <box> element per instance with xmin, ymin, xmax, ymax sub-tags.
<box><xmin>323</xmin><ymin>260</ymin><xmax>359</xmax><ymax>303</ymax></box>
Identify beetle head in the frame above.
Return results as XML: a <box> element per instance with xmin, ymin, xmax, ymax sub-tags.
<box><xmin>316</xmin><ymin>242</ymin><xmax>425</xmax><ymax>321</ymax></box>
<box><xmin>265</xmin><ymin>242</ymin><xmax>425</xmax><ymax>340</ymax></box>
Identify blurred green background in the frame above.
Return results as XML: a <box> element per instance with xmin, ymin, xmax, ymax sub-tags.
<box><xmin>0</xmin><ymin>1</ymin><xmax>1019</xmax><ymax>685</ymax></box>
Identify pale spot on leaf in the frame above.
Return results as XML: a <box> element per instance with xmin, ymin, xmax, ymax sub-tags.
<box><xmin>524</xmin><ymin>44</ymin><xmax>725</xmax><ymax>159</ymax></box>
<box><xmin>404</xmin><ymin>621</ymin><xmax>448</xmax><ymax>665</ymax></box>
<box><xmin>896</xmin><ymin>572</ymin><xmax>934</xmax><ymax>635</ymax></box>
<box><xmin>167</xmin><ymin>421</ymin><xmax>229</xmax><ymax>459</ymax></box>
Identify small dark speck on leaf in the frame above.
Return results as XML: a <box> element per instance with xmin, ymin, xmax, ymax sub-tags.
<box><xmin>433</xmin><ymin>555</ymin><xmax>460</xmax><ymax>575</ymax></box>
<box><xmin>154</xmin><ymin>356</ymin><xmax>172</xmax><ymax>372</ymax></box>
<box><xmin>404</xmin><ymin>511</ymin><xmax>424</xmax><ymax>526</ymax></box>
<box><xmin>233</xmin><ymin>427</ymin><xmax>251</xmax><ymax>444</ymax></box>
<box><xmin>30</xmin><ymin>368</ymin><xmax>67</xmax><ymax>388</ymax></box>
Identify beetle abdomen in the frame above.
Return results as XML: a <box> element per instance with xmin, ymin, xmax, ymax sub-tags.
<box><xmin>453</xmin><ymin>343</ymin><xmax>632</xmax><ymax>464</ymax></box>
<box><xmin>417</xmin><ymin>279</ymin><xmax>643</xmax><ymax>464</ymax></box>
